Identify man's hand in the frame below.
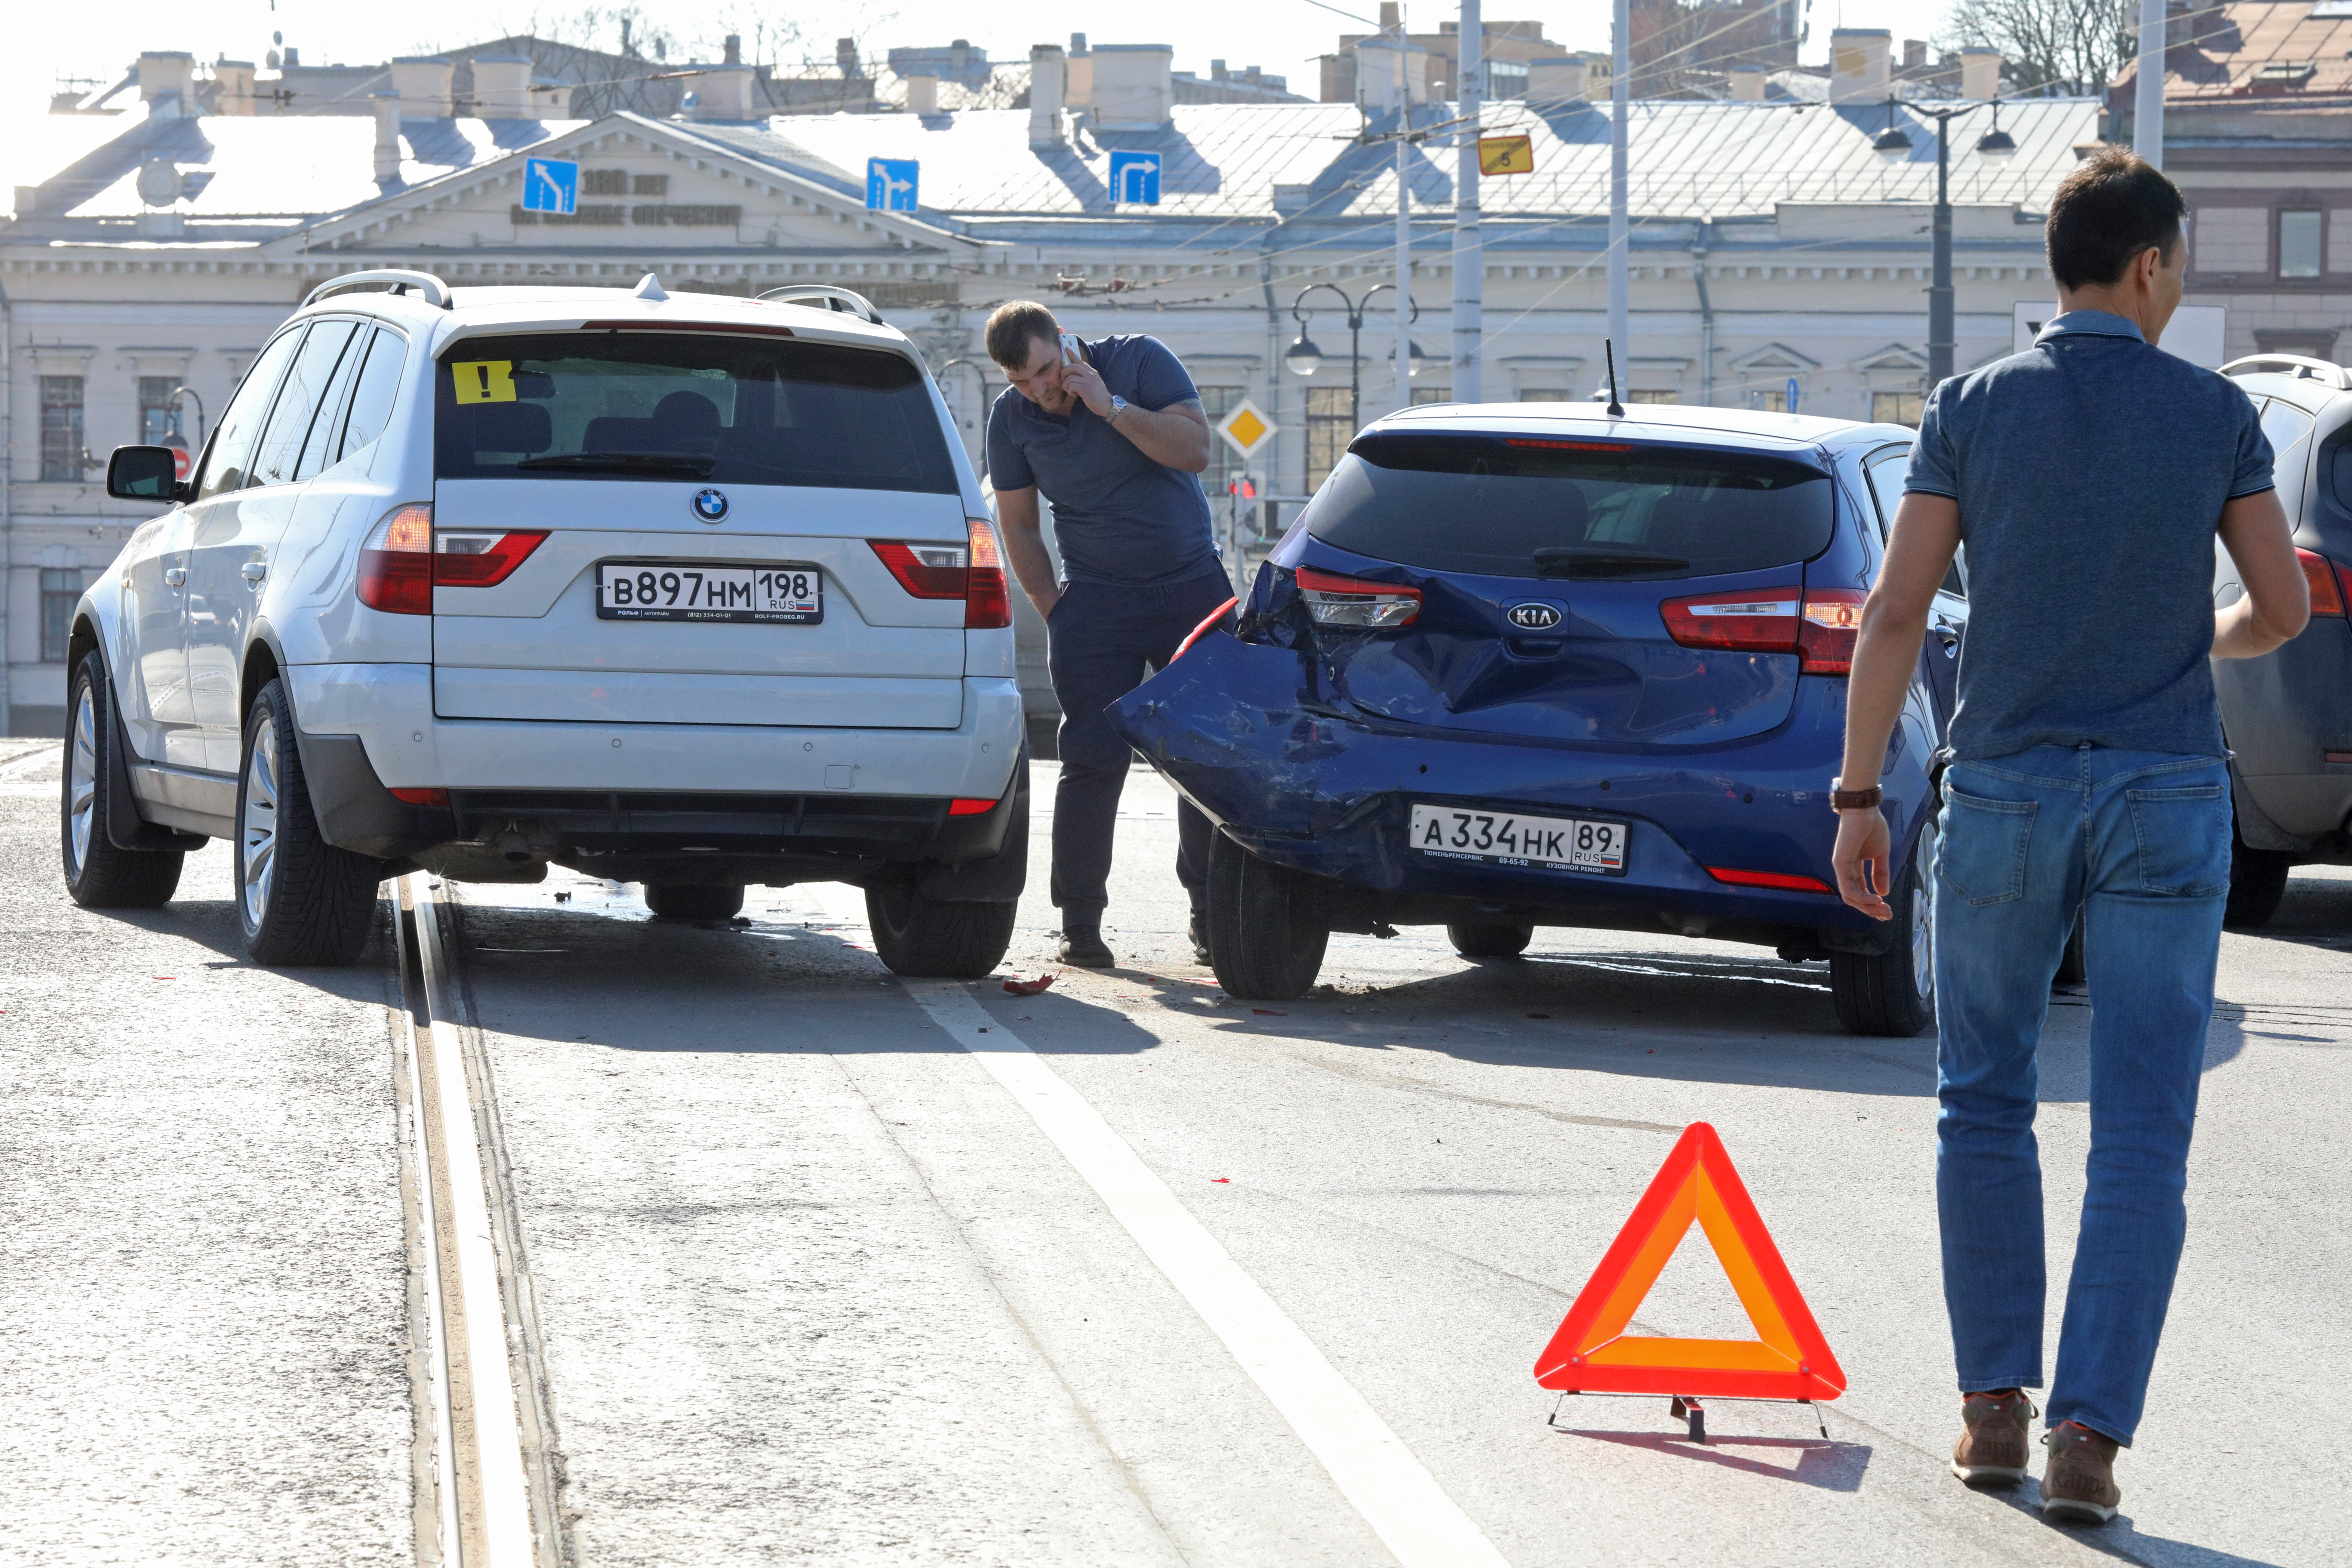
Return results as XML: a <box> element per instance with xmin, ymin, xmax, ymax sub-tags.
<box><xmin>1831</xmin><ymin>806</ymin><xmax>1895</xmax><ymax>921</ymax></box>
<box><xmin>2213</xmin><ymin>487</ymin><xmax>2309</xmax><ymax>658</ymax></box>
<box><xmin>994</xmin><ymin>486</ymin><xmax>1062</xmax><ymax>619</ymax></box>
<box><xmin>1059</xmin><ymin>355</ymin><xmax>1114</xmax><ymax>419</ymax></box>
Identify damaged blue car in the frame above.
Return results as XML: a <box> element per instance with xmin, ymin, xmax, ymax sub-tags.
<box><xmin>1110</xmin><ymin>404</ymin><xmax>1962</xmax><ymax>1036</ymax></box>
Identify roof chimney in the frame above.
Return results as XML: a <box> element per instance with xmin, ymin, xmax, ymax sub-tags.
<box><xmin>211</xmin><ymin>59</ymin><xmax>256</xmax><ymax>116</ymax></box>
<box><xmin>471</xmin><ymin>55</ymin><xmax>532</xmax><ymax>117</ymax></box>
<box><xmin>723</xmin><ymin>33</ymin><xmax>741</xmax><ymax>66</ymax></box>
<box><xmin>529</xmin><ymin>80</ymin><xmax>573</xmax><ymax>117</ymax></box>
<box><xmin>1527</xmin><ymin>56</ymin><xmax>1588</xmax><ymax>105</ymax></box>
<box><xmin>1961</xmin><ymin>46</ymin><xmax>2002</xmax><ymax>99</ymax></box>
<box><xmin>1029</xmin><ymin>44</ymin><xmax>1066</xmax><ymax>146</ymax></box>
<box><xmin>1828</xmin><ymin>29</ymin><xmax>1891</xmax><ymax>103</ymax></box>
<box><xmin>906</xmin><ymin>74</ymin><xmax>940</xmax><ymax>114</ymax></box>
<box><xmin>690</xmin><ymin>63</ymin><xmax>759</xmax><ymax>120</ymax></box>
<box><xmin>1091</xmin><ymin>44</ymin><xmax>1173</xmax><ymax>128</ymax></box>
<box><xmin>1379</xmin><ymin>2</ymin><xmax>1401</xmax><ymax>28</ymax></box>
<box><xmin>1902</xmin><ymin>38</ymin><xmax>1927</xmax><ymax>71</ymax></box>
<box><xmin>390</xmin><ymin>56</ymin><xmax>455</xmax><ymax>117</ymax></box>
<box><xmin>371</xmin><ymin>93</ymin><xmax>403</xmax><ymax>183</ymax></box>
<box><xmin>1355</xmin><ymin>36</ymin><xmax>1430</xmax><ymax>114</ymax></box>
<box><xmin>137</xmin><ymin>51</ymin><xmax>197</xmax><ymax>111</ymax></box>
<box><xmin>1728</xmin><ymin>63</ymin><xmax>1765</xmax><ymax>102</ymax></box>
<box><xmin>837</xmin><ymin>38</ymin><xmax>863</xmax><ymax>79</ymax></box>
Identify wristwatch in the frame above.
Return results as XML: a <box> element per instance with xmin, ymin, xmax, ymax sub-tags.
<box><xmin>1829</xmin><ymin>782</ymin><xmax>1884</xmax><ymax>811</ymax></box>
<box><xmin>1105</xmin><ymin>394</ymin><xmax>1130</xmax><ymax>426</ymax></box>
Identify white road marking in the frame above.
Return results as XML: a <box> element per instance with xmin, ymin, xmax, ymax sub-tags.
<box><xmin>902</xmin><ymin>979</ymin><xmax>1514</xmax><ymax>1568</ymax></box>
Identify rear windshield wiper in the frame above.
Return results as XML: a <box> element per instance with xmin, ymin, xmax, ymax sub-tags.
<box><xmin>1534</xmin><ymin>547</ymin><xmax>1691</xmax><ymax>580</ymax></box>
<box><xmin>513</xmin><ymin>451</ymin><xmax>715</xmax><ymax>478</ymax></box>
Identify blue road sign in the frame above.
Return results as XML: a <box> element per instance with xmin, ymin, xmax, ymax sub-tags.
<box><xmin>866</xmin><ymin>158</ymin><xmax>920</xmax><ymax>213</ymax></box>
<box><xmin>1786</xmin><ymin>376</ymin><xmax>1801</xmax><ymax>414</ymax></box>
<box><xmin>522</xmin><ymin>157</ymin><xmax>579</xmax><ymax>216</ymax></box>
<box><xmin>1108</xmin><ymin>150</ymin><xmax>1162</xmax><ymax>206</ymax></box>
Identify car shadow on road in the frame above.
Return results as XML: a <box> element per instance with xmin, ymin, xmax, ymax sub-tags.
<box><xmin>94</xmin><ymin>896</ymin><xmax>398</xmax><ymax>991</ymax></box>
<box><xmin>2233</xmin><ymin>870</ymin><xmax>2352</xmax><ymax>957</ymax></box>
<box><xmin>1556</xmin><ymin>1426</ymin><xmax>1871</xmax><ymax>1492</ymax></box>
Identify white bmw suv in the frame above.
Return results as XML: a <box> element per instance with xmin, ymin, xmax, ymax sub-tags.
<box><xmin>67</xmin><ymin>270</ymin><xmax>1027</xmax><ymax>975</ymax></box>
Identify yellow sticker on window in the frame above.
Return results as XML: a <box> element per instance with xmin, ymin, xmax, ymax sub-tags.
<box><xmin>452</xmin><ymin>360</ymin><xmax>517</xmax><ymax>404</ymax></box>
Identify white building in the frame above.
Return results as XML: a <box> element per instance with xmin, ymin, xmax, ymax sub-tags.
<box><xmin>2</xmin><ymin>43</ymin><xmax>2095</xmax><ymax>735</ymax></box>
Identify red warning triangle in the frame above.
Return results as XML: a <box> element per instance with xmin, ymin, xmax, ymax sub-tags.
<box><xmin>1533</xmin><ymin>1122</ymin><xmax>1844</xmax><ymax>1401</ymax></box>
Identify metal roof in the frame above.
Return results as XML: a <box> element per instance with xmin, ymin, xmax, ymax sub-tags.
<box><xmin>2117</xmin><ymin>0</ymin><xmax>2352</xmax><ymax>102</ymax></box>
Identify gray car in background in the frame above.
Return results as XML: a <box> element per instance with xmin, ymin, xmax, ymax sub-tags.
<box><xmin>2213</xmin><ymin>355</ymin><xmax>2352</xmax><ymax>925</ymax></box>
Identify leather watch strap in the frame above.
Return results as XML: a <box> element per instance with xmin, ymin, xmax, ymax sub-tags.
<box><xmin>1830</xmin><ymin>783</ymin><xmax>1884</xmax><ymax>811</ymax></box>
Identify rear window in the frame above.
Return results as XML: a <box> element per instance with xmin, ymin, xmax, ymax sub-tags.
<box><xmin>1305</xmin><ymin>432</ymin><xmax>1836</xmax><ymax>580</ymax></box>
<box><xmin>434</xmin><ymin>331</ymin><xmax>958</xmax><ymax>493</ymax></box>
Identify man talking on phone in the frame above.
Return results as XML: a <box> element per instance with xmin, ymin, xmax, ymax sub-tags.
<box><xmin>983</xmin><ymin>300</ymin><xmax>1224</xmax><ymax>969</ymax></box>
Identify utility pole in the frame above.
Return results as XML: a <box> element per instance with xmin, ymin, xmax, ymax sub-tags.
<box><xmin>1608</xmin><ymin>0</ymin><xmax>1631</xmax><ymax>372</ymax></box>
<box><xmin>1395</xmin><ymin>2</ymin><xmax>1413</xmax><ymax>415</ymax></box>
<box><xmin>1930</xmin><ymin>113</ymin><xmax>1953</xmax><ymax>386</ymax></box>
<box><xmin>1452</xmin><ymin>0</ymin><xmax>1482</xmax><ymax>402</ymax></box>
<box><xmin>2134</xmin><ymin>0</ymin><xmax>2166</xmax><ymax>169</ymax></box>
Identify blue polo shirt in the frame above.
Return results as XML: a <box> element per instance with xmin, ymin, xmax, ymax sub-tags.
<box><xmin>986</xmin><ymin>333</ymin><xmax>1218</xmax><ymax>588</ymax></box>
<box><xmin>1903</xmin><ymin>309</ymin><xmax>2275</xmax><ymax>762</ymax></box>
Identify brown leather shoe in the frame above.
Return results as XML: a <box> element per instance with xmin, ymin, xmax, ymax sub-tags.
<box><xmin>2040</xmin><ymin>1420</ymin><xmax>2122</xmax><ymax>1525</ymax></box>
<box><xmin>1950</xmin><ymin>1389</ymin><xmax>2036</xmax><ymax>1486</ymax></box>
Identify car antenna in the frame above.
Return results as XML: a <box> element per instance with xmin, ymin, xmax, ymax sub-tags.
<box><xmin>1603</xmin><ymin>339</ymin><xmax>1626</xmax><ymax>419</ymax></box>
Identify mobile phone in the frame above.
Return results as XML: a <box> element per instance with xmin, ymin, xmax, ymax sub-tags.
<box><xmin>1059</xmin><ymin>331</ymin><xmax>1082</xmax><ymax>366</ymax></box>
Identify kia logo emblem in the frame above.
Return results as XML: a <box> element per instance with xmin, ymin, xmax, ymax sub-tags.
<box><xmin>1506</xmin><ymin>601</ymin><xmax>1563</xmax><ymax>630</ymax></box>
<box><xmin>691</xmin><ymin>487</ymin><xmax>729</xmax><ymax>523</ymax></box>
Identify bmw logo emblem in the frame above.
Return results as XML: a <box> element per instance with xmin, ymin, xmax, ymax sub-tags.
<box><xmin>691</xmin><ymin>488</ymin><xmax>729</xmax><ymax>523</ymax></box>
<box><xmin>1505</xmin><ymin>600</ymin><xmax>1564</xmax><ymax>630</ymax></box>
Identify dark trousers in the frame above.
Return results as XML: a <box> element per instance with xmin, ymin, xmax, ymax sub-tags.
<box><xmin>1045</xmin><ymin>570</ymin><xmax>1233</xmax><ymax>926</ymax></box>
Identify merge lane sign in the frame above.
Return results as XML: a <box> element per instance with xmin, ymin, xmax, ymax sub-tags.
<box><xmin>1108</xmin><ymin>150</ymin><xmax>1162</xmax><ymax>205</ymax></box>
<box><xmin>1478</xmin><ymin>135</ymin><xmax>1535</xmax><ymax>177</ymax></box>
<box><xmin>866</xmin><ymin>158</ymin><xmax>919</xmax><ymax>213</ymax></box>
<box><xmin>522</xmin><ymin>157</ymin><xmax>580</xmax><ymax>215</ymax></box>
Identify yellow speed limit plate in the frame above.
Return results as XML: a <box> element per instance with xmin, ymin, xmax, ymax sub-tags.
<box><xmin>1478</xmin><ymin>134</ymin><xmax>1535</xmax><ymax>177</ymax></box>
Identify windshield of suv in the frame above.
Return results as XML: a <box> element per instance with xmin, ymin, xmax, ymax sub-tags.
<box><xmin>1306</xmin><ymin>431</ymin><xmax>1835</xmax><ymax>580</ymax></box>
<box><xmin>434</xmin><ymin>330</ymin><xmax>959</xmax><ymax>493</ymax></box>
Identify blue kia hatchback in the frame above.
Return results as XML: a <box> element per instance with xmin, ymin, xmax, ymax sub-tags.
<box><xmin>1110</xmin><ymin>402</ymin><xmax>1963</xmax><ymax>1035</ymax></box>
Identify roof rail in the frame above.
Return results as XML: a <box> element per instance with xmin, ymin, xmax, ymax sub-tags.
<box><xmin>756</xmin><ymin>285</ymin><xmax>885</xmax><ymax>326</ymax></box>
<box><xmin>2218</xmin><ymin>353</ymin><xmax>2352</xmax><ymax>391</ymax></box>
<box><xmin>303</xmin><ymin>269</ymin><xmax>453</xmax><ymax>311</ymax></box>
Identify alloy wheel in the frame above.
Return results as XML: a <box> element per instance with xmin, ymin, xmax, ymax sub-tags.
<box><xmin>67</xmin><ymin>686</ymin><xmax>99</xmax><ymax>874</ymax></box>
<box><xmin>241</xmin><ymin>716</ymin><xmax>281</xmax><ymax>929</ymax></box>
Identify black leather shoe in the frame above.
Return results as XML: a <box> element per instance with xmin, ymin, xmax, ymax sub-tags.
<box><xmin>1058</xmin><ymin>925</ymin><xmax>1115</xmax><ymax>967</ymax></box>
<box><xmin>1188</xmin><ymin>913</ymin><xmax>1212</xmax><ymax>965</ymax></box>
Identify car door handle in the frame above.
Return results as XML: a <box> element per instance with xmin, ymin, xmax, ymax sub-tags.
<box><xmin>240</xmin><ymin>562</ymin><xmax>268</xmax><ymax>584</ymax></box>
<box><xmin>163</xmin><ymin>567</ymin><xmax>188</xmax><ymax>587</ymax></box>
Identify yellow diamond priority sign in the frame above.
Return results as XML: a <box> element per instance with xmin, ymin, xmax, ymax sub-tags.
<box><xmin>1479</xmin><ymin>134</ymin><xmax>1535</xmax><ymax>176</ymax></box>
<box><xmin>1216</xmin><ymin>399</ymin><xmax>1277</xmax><ymax>458</ymax></box>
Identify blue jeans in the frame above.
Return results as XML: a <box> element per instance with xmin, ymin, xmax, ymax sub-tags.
<box><xmin>1934</xmin><ymin>744</ymin><xmax>2230</xmax><ymax>1446</ymax></box>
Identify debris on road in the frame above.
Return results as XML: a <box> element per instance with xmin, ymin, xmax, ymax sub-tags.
<box><xmin>1003</xmin><ymin>973</ymin><xmax>1059</xmax><ymax>996</ymax></box>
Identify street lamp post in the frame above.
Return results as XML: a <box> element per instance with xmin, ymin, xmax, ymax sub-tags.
<box><xmin>1875</xmin><ymin>97</ymin><xmax>2015</xmax><ymax>392</ymax></box>
<box><xmin>1284</xmin><ymin>282</ymin><xmax>1420</xmax><ymax>434</ymax></box>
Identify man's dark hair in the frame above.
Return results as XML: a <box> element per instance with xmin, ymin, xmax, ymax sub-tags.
<box><xmin>985</xmin><ymin>300</ymin><xmax>1062</xmax><ymax>368</ymax></box>
<box><xmin>2045</xmin><ymin>149</ymin><xmax>2188</xmax><ymax>292</ymax></box>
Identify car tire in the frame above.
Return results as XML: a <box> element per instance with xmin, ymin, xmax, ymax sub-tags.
<box><xmin>237</xmin><ymin>678</ymin><xmax>382</xmax><ymax>966</ymax></box>
<box><xmin>60</xmin><ymin>651</ymin><xmax>184</xmax><ymax>910</ymax></box>
<box><xmin>1830</xmin><ymin>816</ymin><xmax>1936</xmax><ymax>1038</ymax></box>
<box><xmin>644</xmin><ymin>883</ymin><xmax>744</xmax><ymax>921</ymax></box>
<box><xmin>1447</xmin><ymin>920</ymin><xmax>1533</xmax><ymax>959</ymax></box>
<box><xmin>865</xmin><ymin>880</ymin><xmax>1016</xmax><ymax>979</ymax></box>
<box><xmin>2052</xmin><ymin>912</ymin><xmax>2087</xmax><ymax>987</ymax></box>
<box><xmin>2223</xmin><ymin>825</ymin><xmax>2292</xmax><ymax>928</ymax></box>
<box><xmin>1207</xmin><ymin>831</ymin><xmax>1329</xmax><ymax>1001</ymax></box>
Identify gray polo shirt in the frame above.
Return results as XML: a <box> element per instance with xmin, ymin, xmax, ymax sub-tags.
<box><xmin>1903</xmin><ymin>309</ymin><xmax>2275</xmax><ymax>762</ymax></box>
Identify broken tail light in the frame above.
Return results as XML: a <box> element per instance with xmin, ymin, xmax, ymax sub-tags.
<box><xmin>1295</xmin><ymin>565</ymin><xmax>1422</xmax><ymax>628</ymax></box>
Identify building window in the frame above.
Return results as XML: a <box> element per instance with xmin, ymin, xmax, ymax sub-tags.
<box><xmin>1410</xmin><ymin>385</ymin><xmax>1452</xmax><ymax>405</ymax></box>
<box><xmin>1305</xmin><ymin>386</ymin><xmax>1353</xmax><ymax>490</ymax></box>
<box><xmin>1517</xmin><ymin>388</ymin><xmax>1572</xmax><ymax>402</ymax></box>
<box><xmin>41</xmin><ymin>569</ymin><xmax>86</xmax><ymax>662</ymax></box>
<box><xmin>2280</xmin><ymin>210</ymin><xmax>2324</xmax><ymax>279</ymax></box>
<box><xmin>1748</xmin><ymin>390</ymin><xmax>1788</xmax><ymax>412</ymax></box>
<box><xmin>139</xmin><ymin>376</ymin><xmax>184</xmax><ymax>445</ymax></box>
<box><xmin>40</xmin><ymin>376</ymin><xmax>86</xmax><ymax>481</ymax></box>
<box><xmin>1628</xmin><ymin>389</ymin><xmax>1680</xmax><ymax>405</ymax></box>
<box><xmin>1873</xmin><ymin>392</ymin><xmax>1925</xmax><ymax>426</ymax></box>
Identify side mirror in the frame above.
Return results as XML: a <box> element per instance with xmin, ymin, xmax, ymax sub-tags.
<box><xmin>106</xmin><ymin>445</ymin><xmax>187</xmax><ymax>503</ymax></box>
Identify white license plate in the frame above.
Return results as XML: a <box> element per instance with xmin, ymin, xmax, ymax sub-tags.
<box><xmin>1409</xmin><ymin>803</ymin><xmax>1628</xmax><ymax>876</ymax></box>
<box><xmin>596</xmin><ymin>561</ymin><xmax>823</xmax><ymax>624</ymax></box>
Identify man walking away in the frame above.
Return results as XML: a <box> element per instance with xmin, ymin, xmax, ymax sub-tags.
<box><xmin>1830</xmin><ymin>150</ymin><xmax>2307</xmax><ymax>1523</ymax></box>
<box><xmin>984</xmin><ymin>302</ymin><xmax>1225</xmax><ymax>969</ymax></box>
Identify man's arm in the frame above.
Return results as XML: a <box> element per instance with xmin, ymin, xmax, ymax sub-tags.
<box><xmin>2212</xmin><ymin>488</ymin><xmax>2309</xmax><ymax>658</ymax></box>
<box><xmin>1059</xmin><ymin>356</ymin><xmax>1213</xmax><ymax>472</ymax></box>
<box><xmin>1831</xmin><ymin>492</ymin><xmax>1963</xmax><ymax>920</ymax></box>
<box><xmin>994</xmin><ymin>486</ymin><xmax>1060</xmax><ymax>619</ymax></box>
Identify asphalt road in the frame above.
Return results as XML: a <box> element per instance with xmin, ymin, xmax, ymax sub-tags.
<box><xmin>6</xmin><ymin>743</ymin><xmax>2347</xmax><ymax>1566</ymax></box>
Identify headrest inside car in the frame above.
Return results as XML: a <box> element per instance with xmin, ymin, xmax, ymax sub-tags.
<box><xmin>468</xmin><ymin>401</ymin><xmax>553</xmax><ymax>456</ymax></box>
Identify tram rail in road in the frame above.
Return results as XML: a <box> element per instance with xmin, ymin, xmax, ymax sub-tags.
<box><xmin>395</xmin><ymin>875</ymin><xmax>563</xmax><ymax>1568</ymax></box>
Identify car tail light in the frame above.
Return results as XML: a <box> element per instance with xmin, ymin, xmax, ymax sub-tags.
<box><xmin>2298</xmin><ymin>548</ymin><xmax>2347</xmax><ymax>617</ymax></box>
<box><xmin>1296</xmin><ymin>566</ymin><xmax>1421</xmax><ymax>628</ymax></box>
<box><xmin>947</xmin><ymin>797</ymin><xmax>997</xmax><ymax>816</ymax></box>
<box><xmin>869</xmin><ymin>539</ymin><xmax>968</xmax><ymax>598</ymax></box>
<box><xmin>390</xmin><ymin>787</ymin><xmax>450</xmax><ymax>806</ymax></box>
<box><xmin>433</xmin><ymin>529</ymin><xmax>549</xmax><ymax>587</ymax></box>
<box><xmin>1660</xmin><ymin>586</ymin><xmax>1866</xmax><ymax>674</ymax></box>
<box><xmin>358</xmin><ymin>504</ymin><xmax>434</xmax><ymax>615</ymax></box>
<box><xmin>965</xmin><ymin>517</ymin><xmax>1010</xmax><ymax>629</ymax></box>
<box><xmin>1706</xmin><ymin>866</ymin><xmax>1834</xmax><ymax>893</ymax></box>
<box><xmin>1173</xmin><ymin>596</ymin><xmax>1241</xmax><ymax>660</ymax></box>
